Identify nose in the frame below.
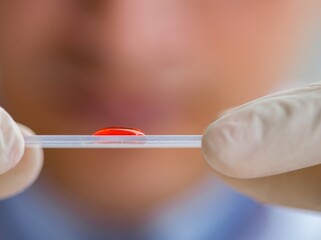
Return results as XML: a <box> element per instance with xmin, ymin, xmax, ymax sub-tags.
<box><xmin>89</xmin><ymin>1</ymin><xmax>192</xmax><ymax>67</ymax></box>
<box><xmin>60</xmin><ymin>0</ymin><xmax>170</xmax><ymax>83</ymax></box>
<box><xmin>58</xmin><ymin>0</ymin><xmax>198</xmax><ymax>86</ymax></box>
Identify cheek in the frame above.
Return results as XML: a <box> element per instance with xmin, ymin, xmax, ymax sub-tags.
<box><xmin>0</xmin><ymin>0</ymin><xmax>64</xmax><ymax>63</ymax></box>
<box><xmin>208</xmin><ymin>1</ymin><xmax>319</xmax><ymax>80</ymax></box>
<box><xmin>0</xmin><ymin>0</ymin><xmax>84</xmax><ymax>122</ymax></box>
<box><xmin>185</xmin><ymin>1</ymin><xmax>321</xmax><ymax>113</ymax></box>
<box><xmin>0</xmin><ymin>0</ymin><xmax>68</xmax><ymax>99</ymax></box>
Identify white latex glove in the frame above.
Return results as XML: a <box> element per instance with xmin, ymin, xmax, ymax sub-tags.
<box><xmin>202</xmin><ymin>81</ymin><xmax>321</xmax><ymax>211</ymax></box>
<box><xmin>0</xmin><ymin>107</ymin><xmax>43</xmax><ymax>199</ymax></box>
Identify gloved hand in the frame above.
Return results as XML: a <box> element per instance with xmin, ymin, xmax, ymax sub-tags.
<box><xmin>202</xmin><ymin>81</ymin><xmax>321</xmax><ymax>211</ymax></box>
<box><xmin>0</xmin><ymin>107</ymin><xmax>43</xmax><ymax>199</ymax></box>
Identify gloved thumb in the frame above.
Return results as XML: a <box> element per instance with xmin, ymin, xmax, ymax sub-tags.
<box><xmin>202</xmin><ymin>82</ymin><xmax>321</xmax><ymax>179</ymax></box>
<box><xmin>0</xmin><ymin>107</ymin><xmax>43</xmax><ymax>199</ymax></box>
<box><xmin>201</xmin><ymin>82</ymin><xmax>321</xmax><ymax>211</ymax></box>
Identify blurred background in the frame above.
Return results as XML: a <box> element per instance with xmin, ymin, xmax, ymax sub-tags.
<box><xmin>0</xmin><ymin>1</ymin><xmax>321</xmax><ymax>239</ymax></box>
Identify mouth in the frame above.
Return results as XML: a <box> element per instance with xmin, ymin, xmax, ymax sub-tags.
<box><xmin>81</xmin><ymin>90</ymin><xmax>169</xmax><ymax>129</ymax></box>
<box><xmin>44</xmin><ymin>62</ymin><xmax>174</xmax><ymax>131</ymax></box>
<box><xmin>41</xmin><ymin>44</ymin><xmax>180</xmax><ymax>132</ymax></box>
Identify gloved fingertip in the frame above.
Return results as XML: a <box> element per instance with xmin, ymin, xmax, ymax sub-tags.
<box><xmin>0</xmin><ymin>123</ymin><xmax>43</xmax><ymax>199</ymax></box>
<box><xmin>202</xmin><ymin>117</ymin><xmax>258</xmax><ymax>179</ymax></box>
<box><xmin>17</xmin><ymin>123</ymin><xmax>44</xmax><ymax>177</ymax></box>
<box><xmin>202</xmin><ymin>121</ymin><xmax>235</xmax><ymax>177</ymax></box>
<box><xmin>0</xmin><ymin>107</ymin><xmax>25</xmax><ymax>174</ymax></box>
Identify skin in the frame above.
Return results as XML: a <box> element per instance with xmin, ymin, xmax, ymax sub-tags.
<box><xmin>0</xmin><ymin>0</ymin><xmax>320</xmax><ymax>222</ymax></box>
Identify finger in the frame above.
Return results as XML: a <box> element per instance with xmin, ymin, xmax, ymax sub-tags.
<box><xmin>202</xmin><ymin>82</ymin><xmax>321</xmax><ymax>211</ymax></box>
<box><xmin>0</xmin><ymin>124</ymin><xmax>43</xmax><ymax>199</ymax></box>
<box><xmin>0</xmin><ymin>107</ymin><xmax>24</xmax><ymax>174</ymax></box>
<box><xmin>202</xmin><ymin>82</ymin><xmax>321</xmax><ymax>179</ymax></box>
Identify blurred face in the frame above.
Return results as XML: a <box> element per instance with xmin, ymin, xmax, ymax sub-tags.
<box><xmin>0</xmin><ymin>0</ymin><xmax>320</xmax><ymax>220</ymax></box>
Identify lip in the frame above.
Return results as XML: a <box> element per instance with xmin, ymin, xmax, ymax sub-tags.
<box><xmin>46</xmin><ymin>54</ymin><xmax>176</xmax><ymax>129</ymax></box>
<box><xmin>47</xmin><ymin>74</ymin><xmax>170</xmax><ymax>128</ymax></box>
<box><xmin>81</xmin><ymin>91</ymin><xmax>170</xmax><ymax>128</ymax></box>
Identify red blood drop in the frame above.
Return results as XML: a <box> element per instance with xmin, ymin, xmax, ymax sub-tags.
<box><xmin>93</xmin><ymin>127</ymin><xmax>145</xmax><ymax>136</ymax></box>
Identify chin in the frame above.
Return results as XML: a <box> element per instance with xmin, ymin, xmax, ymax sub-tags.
<box><xmin>43</xmin><ymin>149</ymin><xmax>207</xmax><ymax>220</ymax></box>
